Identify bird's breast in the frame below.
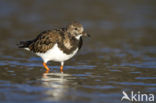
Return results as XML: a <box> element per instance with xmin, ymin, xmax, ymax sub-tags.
<box><xmin>36</xmin><ymin>43</ymin><xmax>78</xmax><ymax>62</ymax></box>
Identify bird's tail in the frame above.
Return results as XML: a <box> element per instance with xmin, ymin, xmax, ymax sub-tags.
<box><xmin>17</xmin><ymin>40</ymin><xmax>31</xmax><ymax>48</ymax></box>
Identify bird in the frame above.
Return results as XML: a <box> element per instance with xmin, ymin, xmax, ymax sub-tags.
<box><xmin>17</xmin><ymin>21</ymin><xmax>90</xmax><ymax>73</ymax></box>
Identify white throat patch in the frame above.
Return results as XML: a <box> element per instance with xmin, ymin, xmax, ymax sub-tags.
<box><xmin>75</xmin><ymin>35</ymin><xmax>81</xmax><ymax>40</ymax></box>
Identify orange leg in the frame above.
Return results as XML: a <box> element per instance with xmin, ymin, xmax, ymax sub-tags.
<box><xmin>60</xmin><ymin>65</ymin><xmax>63</xmax><ymax>73</ymax></box>
<box><xmin>43</xmin><ymin>62</ymin><xmax>50</xmax><ymax>72</ymax></box>
<box><xmin>60</xmin><ymin>62</ymin><xmax>64</xmax><ymax>73</ymax></box>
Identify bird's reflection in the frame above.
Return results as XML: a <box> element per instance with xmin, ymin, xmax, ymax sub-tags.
<box><xmin>41</xmin><ymin>71</ymin><xmax>75</xmax><ymax>101</ymax></box>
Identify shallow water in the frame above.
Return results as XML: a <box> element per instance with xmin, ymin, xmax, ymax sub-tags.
<box><xmin>0</xmin><ymin>0</ymin><xmax>156</xmax><ymax>103</ymax></box>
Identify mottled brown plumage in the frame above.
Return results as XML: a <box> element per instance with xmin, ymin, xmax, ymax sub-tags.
<box><xmin>17</xmin><ymin>21</ymin><xmax>88</xmax><ymax>54</ymax></box>
<box><xmin>29</xmin><ymin>29</ymin><xmax>62</xmax><ymax>53</ymax></box>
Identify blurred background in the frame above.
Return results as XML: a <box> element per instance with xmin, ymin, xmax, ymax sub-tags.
<box><xmin>0</xmin><ymin>0</ymin><xmax>156</xmax><ymax>103</ymax></box>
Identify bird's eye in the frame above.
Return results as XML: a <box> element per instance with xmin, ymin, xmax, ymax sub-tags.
<box><xmin>75</xmin><ymin>28</ymin><xmax>78</xmax><ymax>30</ymax></box>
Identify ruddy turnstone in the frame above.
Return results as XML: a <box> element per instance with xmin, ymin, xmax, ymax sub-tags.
<box><xmin>17</xmin><ymin>21</ymin><xmax>89</xmax><ymax>73</ymax></box>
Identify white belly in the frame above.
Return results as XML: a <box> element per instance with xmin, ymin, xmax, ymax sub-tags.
<box><xmin>36</xmin><ymin>44</ymin><xmax>78</xmax><ymax>63</ymax></box>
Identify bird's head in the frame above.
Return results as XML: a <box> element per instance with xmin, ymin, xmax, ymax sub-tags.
<box><xmin>67</xmin><ymin>21</ymin><xmax>90</xmax><ymax>40</ymax></box>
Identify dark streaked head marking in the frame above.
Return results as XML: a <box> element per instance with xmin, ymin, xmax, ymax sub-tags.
<box><xmin>67</xmin><ymin>21</ymin><xmax>85</xmax><ymax>38</ymax></box>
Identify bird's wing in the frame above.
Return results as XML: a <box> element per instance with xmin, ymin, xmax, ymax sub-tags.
<box><xmin>28</xmin><ymin>30</ymin><xmax>62</xmax><ymax>53</ymax></box>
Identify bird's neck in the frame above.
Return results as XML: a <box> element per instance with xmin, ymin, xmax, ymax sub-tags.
<box><xmin>75</xmin><ymin>35</ymin><xmax>81</xmax><ymax>40</ymax></box>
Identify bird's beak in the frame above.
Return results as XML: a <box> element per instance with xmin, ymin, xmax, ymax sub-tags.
<box><xmin>82</xmin><ymin>31</ymin><xmax>90</xmax><ymax>37</ymax></box>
